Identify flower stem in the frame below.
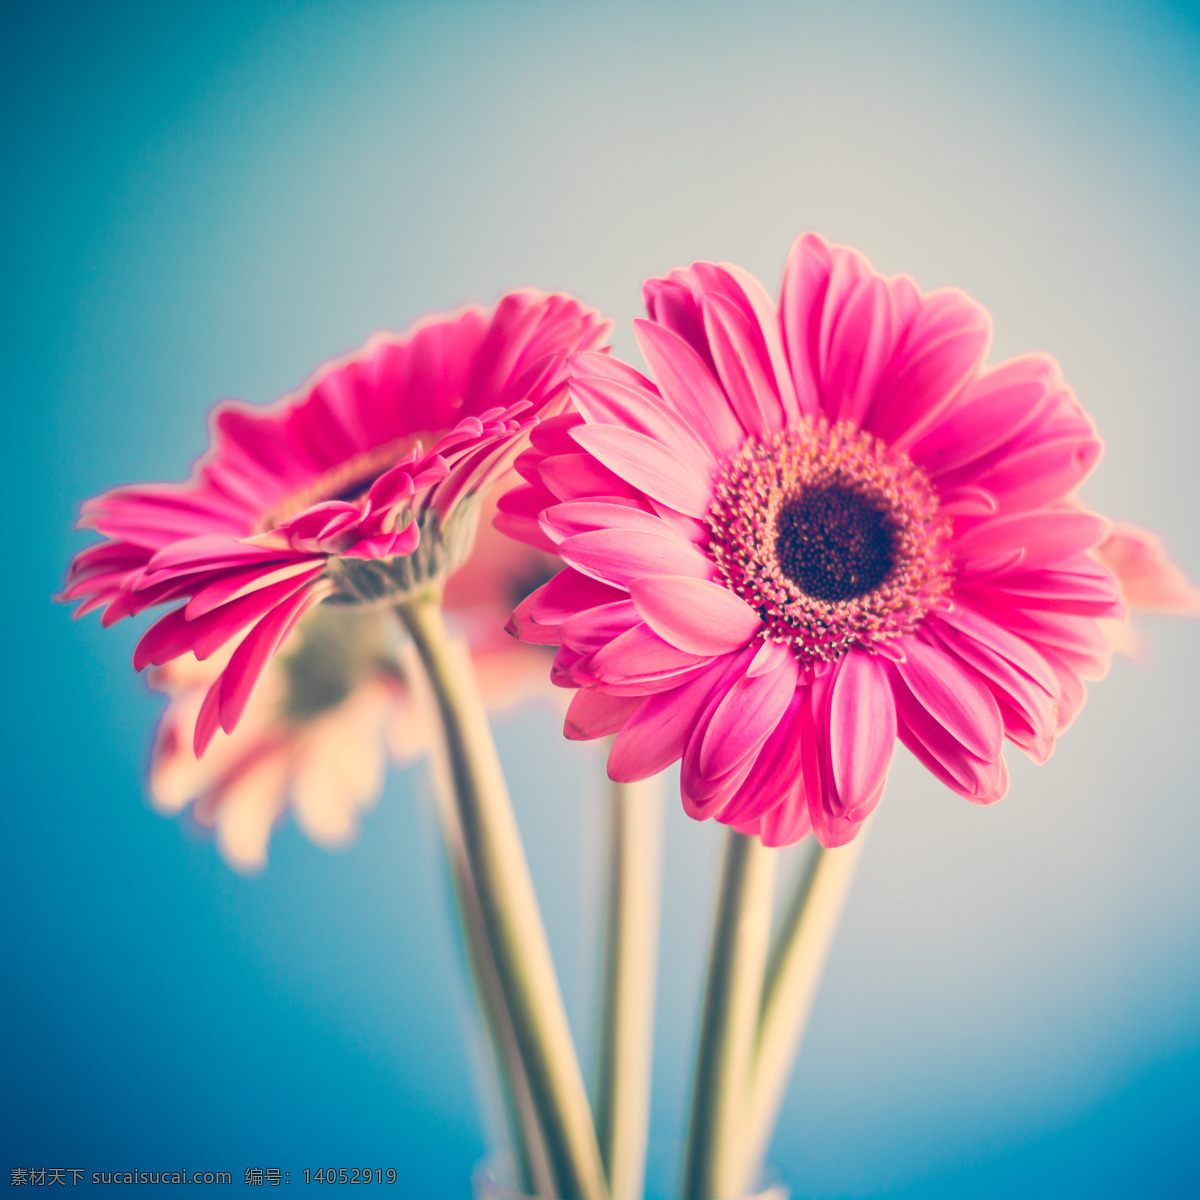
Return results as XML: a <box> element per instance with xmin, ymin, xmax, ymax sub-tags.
<box><xmin>420</xmin><ymin>705</ymin><xmax>554</xmax><ymax>1196</ymax></box>
<box><xmin>594</xmin><ymin>773</ymin><xmax>663</xmax><ymax>1200</ymax></box>
<box><xmin>396</xmin><ymin>593</ymin><xmax>609</xmax><ymax>1200</ymax></box>
<box><xmin>734</xmin><ymin>833</ymin><xmax>869</xmax><ymax>1193</ymax></box>
<box><xmin>680</xmin><ymin>830</ymin><xmax>776</xmax><ymax>1200</ymax></box>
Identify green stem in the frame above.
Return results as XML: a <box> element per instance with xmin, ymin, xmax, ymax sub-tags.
<box><xmin>594</xmin><ymin>773</ymin><xmax>663</xmax><ymax>1200</ymax></box>
<box><xmin>734</xmin><ymin>833</ymin><xmax>869</xmax><ymax>1193</ymax></box>
<box><xmin>419</xmin><ymin>698</ymin><xmax>554</xmax><ymax>1196</ymax></box>
<box><xmin>396</xmin><ymin>593</ymin><xmax>608</xmax><ymax>1200</ymax></box>
<box><xmin>680</xmin><ymin>830</ymin><xmax>776</xmax><ymax>1200</ymax></box>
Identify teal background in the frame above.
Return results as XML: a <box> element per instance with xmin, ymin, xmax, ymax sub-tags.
<box><xmin>5</xmin><ymin>2</ymin><xmax>1200</xmax><ymax>1195</ymax></box>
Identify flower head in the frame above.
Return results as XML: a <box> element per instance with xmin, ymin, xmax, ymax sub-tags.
<box><xmin>62</xmin><ymin>291</ymin><xmax>610</xmax><ymax>756</ymax></box>
<box><xmin>503</xmin><ymin>234</ymin><xmax>1124</xmax><ymax>846</ymax></box>
<box><xmin>148</xmin><ymin>481</ymin><xmax>562</xmax><ymax>872</ymax></box>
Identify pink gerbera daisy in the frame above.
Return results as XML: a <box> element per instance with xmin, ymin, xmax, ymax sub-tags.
<box><xmin>61</xmin><ymin>291</ymin><xmax>610</xmax><ymax>755</ymax></box>
<box><xmin>149</xmin><ymin>484</ymin><xmax>562</xmax><ymax>871</ymax></box>
<box><xmin>502</xmin><ymin>234</ymin><xmax>1124</xmax><ymax>847</ymax></box>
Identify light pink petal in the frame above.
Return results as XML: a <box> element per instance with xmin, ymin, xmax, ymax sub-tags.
<box><xmin>827</xmin><ymin>649</ymin><xmax>896</xmax><ymax>817</ymax></box>
<box><xmin>632</xmin><ymin>319</ymin><xmax>744</xmax><ymax>459</ymax></box>
<box><xmin>1096</xmin><ymin>522</ymin><xmax>1200</xmax><ymax>615</ymax></box>
<box><xmin>564</xmin><ymin>689</ymin><xmax>642</xmax><ymax>741</ymax></box>
<box><xmin>558</xmin><ymin>529</ymin><xmax>717</xmax><ymax>589</ymax></box>
<box><xmin>893</xmin><ymin>637</ymin><xmax>1003</xmax><ymax>761</ymax></box>
<box><xmin>540</xmin><ymin>500</ymin><xmax>674</xmax><ymax>546</ymax></box>
<box><xmin>567</xmin><ymin>373</ymin><xmax>716</xmax><ymax>471</ymax></box>
<box><xmin>495</xmin><ymin>483</ymin><xmax>560</xmax><ymax>553</ymax></box>
<box><xmin>582</xmin><ymin>622</ymin><xmax>711</xmax><ymax>688</ymax></box>
<box><xmin>629</xmin><ymin>575</ymin><xmax>761</xmax><ymax>655</ymax></box>
<box><xmin>569</xmin><ymin>424</ymin><xmax>714</xmax><ymax>518</ymax></box>
<box><xmin>559</xmin><ymin>601</ymin><xmax>641</xmax><ymax>655</ymax></box>
<box><xmin>538</xmin><ymin>453</ymin><xmax>643</xmax><ymax>503</ymax></box>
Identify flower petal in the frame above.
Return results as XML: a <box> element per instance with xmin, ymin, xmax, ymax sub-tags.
<box><xmin>569</xmin><ymin>424</ymin><xmax>714</xmax><ymax>518</ymax></box>
<box><xmin>558</xmin><ymin>529</ymin><xmax>717</xmax><ymax>589</ymax></box>
<box><xmin>629</xmin><ymin>575</ymin><xmax>762</xmax><ymax>655</ymax></box>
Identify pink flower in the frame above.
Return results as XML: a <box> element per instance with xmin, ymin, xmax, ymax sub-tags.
<box><xmin>503</xmin><ymin>234</ymin><xmax>1124</xmax><ymax>847</ymax></box>
<box><xmin>150</xmin><ymin>483</ymin><xmax>561</xmax><ymax>871</ymax></box>
<box><xmin>62</xmin><ymin>292</ymin><xmax>610</xmax><ymax>756</ymax></box>
<box><xmin>1095</xmin><ymin>522</ymin><xmax>1200</xmax><ymax>658</ymax></box>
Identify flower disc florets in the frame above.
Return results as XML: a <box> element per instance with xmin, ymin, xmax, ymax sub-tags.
<box><xmin>708</xmin><ymin>418</ymin><xmax>951</xmax><ymax>664</ymax></box>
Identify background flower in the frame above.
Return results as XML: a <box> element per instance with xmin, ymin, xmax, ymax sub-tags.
<box><xmin>149</xmin><ymin>483</ymin><xmax>561</xmax><ymax>872</ymax></box>
<box><xmin>61</xmin><ymin>293</ymin><xmax>609</xmax><ymax>755</ymax></box>
<box><xmin>1096</xmin><ymin>521</ymin><xmax>1200</xmax><ymax>657</ymax></box>
<box><xmin>507</xmin><ymin>233</ymin><xmax>1123</xmax><ymax>846</ymax></box>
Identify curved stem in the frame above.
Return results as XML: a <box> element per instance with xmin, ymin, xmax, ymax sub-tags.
<box><xmin>680</xmin><ymin>830</ymin><xmax>776</xmax><ymax>1200</ymax></box>
<box><xmin>396</xmin><ymin>593</ymin><xmax>608</xmax><ymax>1200</ymax></box>
<box><xmin>734</xmin><ymin>832</ymin><xmax>868</xmax><ymax>1193</ymax></box>
<box><xmin>595</xmin><ymin>773</ymin><xmax>663</xmax><ymax>1200</ymax></box>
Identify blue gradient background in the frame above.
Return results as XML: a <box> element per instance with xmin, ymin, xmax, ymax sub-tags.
<box><xmin>5</xmin><ymin>2</ymin><xmax>1200</xmax><ymax>1195</ymax></box>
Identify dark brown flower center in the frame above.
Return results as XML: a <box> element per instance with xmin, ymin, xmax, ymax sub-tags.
<box><xmin>774</xmin><ymin>485</ymin><xmax>897</xmax><ymax>602</ymax></box>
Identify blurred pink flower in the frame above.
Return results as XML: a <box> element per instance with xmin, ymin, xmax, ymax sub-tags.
<box><xmin>61</xmin><ymin>292</ymin><xmax>609</xmax><ymax>756</ymax></box>
<box><xmin>504</xmin><ymin>233</ymin><xmax>1124</xmax><ymax>847</ymax></box>
<box><xmin>150</xmin><ymin>482</ymin><xmax>562</xmax><ymax>872</ymax></box>
<box><xmin>1096</xmin><ymin>521</ymin><xmax>1200</xmax><ymax>657</ymax></box>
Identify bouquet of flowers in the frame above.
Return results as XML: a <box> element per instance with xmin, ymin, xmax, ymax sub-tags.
<box><xmin>61</xmin><ymin>233</ymin><xmax>1198</xmax><ymax>1199</ymax></box>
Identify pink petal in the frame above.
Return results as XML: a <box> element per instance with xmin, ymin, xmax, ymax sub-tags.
<box><xmin>582</xmin><ymin>622</ymin><xmax>711</xmax><ymax>688</ymax></box>
<box><xmin>911</xmin><ymin>354</ymin><xmax>1058</xmax><ymax>476</ymax></box>
<box><xmin>558</xmin><ymin>529</ymin><xmax>717</xmax><ymax>590</ymax></box>
<box><xmin>540</xmin><ymin>500</ymin><xmax>675</xmax><ymax>546</ymax></box>
<box><xmin>827</xmin><ymin>649</ymin><xmax>896</xmax><ymax>818</ymax></box>
<box><xmin>564</xmin><ymin>689</ymin><xmax>642</xmax><ymax>741</ymax></box>
<box><xmin>559</xmin><ymin>601</ymin><xmax>641</xmax><ymax>655</ymax></box>
<box><xmin>758</xmin><ymin>784</ymin><xmax>814</xmax><ymax>847</ymax></box>
<box><xmin>893</xmin><ymin>637</ymin><xmax>1003</xmax><ymax>761</ymax></box>
<box><xmin>715</xmin><ymin>690</ymin><xmax>807</xmax><ymax>826</ymax></box>
<box><xmin>569</xmin><ymin>424</ymin><xmax>714</xmax><ymax>518</ymax></box>
<box><xmin>538</xmin><ymin>453</ymin><xmax>643</xmax><ymax>503</ymax></box>
<box><xmin>216</xmin><ymin>585</ymin><xmax>323</xmax><ymax>736</ymax></box>
<box><xmin>867</xmin><ymin>289</ymin><xmax>992</xmax><ymax>450</ymax></box>
<box><xmin>632</xmin><ymin>319</ymin><xmax>744</xmax><ymax>460</ymax></box>
<box><xmin>608</xmin><ymin>659</ymin><xmax>734</xmax><ymax>780</ymax></box>
<box><xmin>629</xmin><ymin>575</ymin><xmax>762</xmax><ymax>655</ymax></box>
<box><xmin>698</xmin><ymin>651</ymin><xmax>799</xmax><ymax>781</ymax></box>
<box><xmin>964</xmin><ymin>556</ymin><xmax>1123</xmax><ymax>617</ymax></box>
<box><xmin>889</xmin><ymin>661</ymin><xmax>1008</xmax><ymax>803</ymax></box>
<box><xmin>567</xmin><ymin>373</ymin><xmax>716</xmax><ymax>471</ymax></box>
<box><xmin>968</xmin><ymin>436</ymin><xmax>1103</xmax><ymax>514</ymax></box>
<box><xmin>701</xmin><ymin>292</ymin><xmax>785</xmax><ymax>439</ymax></box>
<box><xmin>954</xmin><ymin>510</ymin><xmax>1110</xmax><ymax>579</ymax></box>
